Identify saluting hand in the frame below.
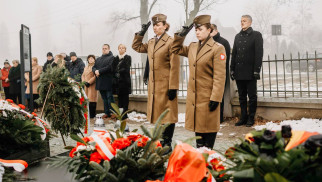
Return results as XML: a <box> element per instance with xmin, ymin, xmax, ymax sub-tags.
<box><xmin>179</xmin><ymin>23</ymin><xmax>194</xmax><ymax>37</ymax></box>
<box><xmin>138</xmin><ymin>21</ymin><xmax>151</xmax><ymax>36</ymax></box>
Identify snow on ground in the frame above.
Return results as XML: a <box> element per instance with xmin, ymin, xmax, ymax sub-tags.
<box><xmin>254</xmin><ymin>118</ymin><xmax>322</xmax><ymax>133</ymax></box>
<box><xmin>128</xmin><ymin>111</ymin><xmax>147</xmax><ymax>122</ymax></box>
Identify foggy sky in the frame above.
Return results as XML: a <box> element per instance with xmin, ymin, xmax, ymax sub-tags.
<box><xmin>1</xmin><ymin>0</ymin><xmax>322</xmax><ymax>66</ymax></box>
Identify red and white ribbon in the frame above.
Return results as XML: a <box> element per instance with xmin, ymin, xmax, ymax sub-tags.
<box><xmin>0</xmin><ymin>159</ymin><xmax>28</xmax><ymax>172</ymax></box>
<box><xmin>89</xmin><ymin>135</ymin><xmax>116</xmax><ymax>161</ymax></box>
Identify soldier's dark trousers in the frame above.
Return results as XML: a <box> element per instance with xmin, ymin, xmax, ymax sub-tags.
<box><xmin>195</xmin><ymin>132</ymin><xmax>217</xmax><ymax>149</ymax></box>
<box><xmin>236</xmin><ymin>80</ymin><xmax>257</xmax><ymax>122</ymax></box>
<box><xmin>161</xmin><ymin>123</ymin><xmax>175</xmax><ymax>148</ymax></box>
<box><xmin>89</xmin><ymin>102</ymin><xmax>97</xmax><ymax>118</ymax></box>
<box><xmin>220</xmin><ymin>78</ymin><xmax>228</xmax><ymax>122</ymax></box>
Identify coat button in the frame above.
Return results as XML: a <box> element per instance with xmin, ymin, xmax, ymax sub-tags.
<box><xmin>193</xmin><ymin>64</ymin><xmax>196</xmax><ymax>67</ymax></box>
<box><xmin>192</xmin><ymin>77</ymin><xmax>195</xmax><ymax>80</ymax></box>
<box><xmin>192</xmin><ymin>103</ymin><xmax>194</xmax><ymax>106</ymax></box>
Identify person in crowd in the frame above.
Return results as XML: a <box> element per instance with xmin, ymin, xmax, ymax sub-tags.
<box><xmin>52</xmin><ymin>54</ymin><xmax>66</xmax><ymax>68</ymax></box>
<box><xmin>210</xmin><ymin>24</ymin><xmax>231</xmax><ymax>123</ymax></box>
<box><xmin>114</xmin><ymin>44</ymin><xmax>132</xmax><ymax>120</ymax></box>
<box><xmin>61</xmin><ymin>52</ymin><xmax>71</xmax><ymax>71</ymax></box>
<box><xmin>92</xmin><ymin>44</ymin><xmax>115</xmax><ymax>119</ymax></box>
<box><xmin>231</xmin><ymin>15</ymin><xmax>263</xmax><ymax>127</ymax></box>
<box><xmin>43</xmin><ymin>52</ymin><xmax>54</xmax><ymax>72</ymax></box>
<box><xmin>25</xmin><ymin>57</ymin><xmax>42</xmax><ymax>112</ymax></box>
<box><xmin>8</xmin><ymin>60</ymin><xmax>22</xmax><ymax>104</ymax></box>
<box><xmin>82</xmin><ymin>55</ymin><xmax>97</xmax><ymax>118</ymax></box>
<box><xmin>69</xmin><ymin>52</ymin><xmax>85</xmax><ymax>82</ymax></box>
<box><xmin>132</xmin><ymin>14</ymin><xmax>180</xmax><ymax>151</ymax></box>
<box><xmin>171</xmin><ymin>15</ymin><xmax>226</xmax><ymax>149</ymax></box>
<box><xmin>1</xmin><ymin>61</ymin><xmax>12</xmax><ymax>99</ymax></box>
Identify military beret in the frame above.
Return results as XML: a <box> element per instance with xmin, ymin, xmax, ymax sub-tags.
<box><xmin>152</xmin><ymin>14</ymin><xmax>167</xmax><ymax>24</ymax></box>
<box><xmin>193</xmin><ymin>15</ymin><xmax>211</xmax><ymax>27</ymax></box>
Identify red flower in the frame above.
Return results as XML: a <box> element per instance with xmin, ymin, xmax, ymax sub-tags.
<box><xmin>112</xmin><ymin>138</ymin><xmax>132</xmax><ymax>150</ymax></box>
<box><xmin>219</xmin><ymin>173</ymin><xmax>226</xmax><ymax>178</ymax></box>
<box><xmin>127</xmin><ymin>134</ymin><xmax>143</xmax><ymax>142</ymax></box>
<box><xmin>90</xmin><ymin>152</ymin><xmax>103</xmax><ymax>163</ymax></box>
<box><xmin>6</xmin><ymin>99</ymin><xmax>13</xmax><ymax>103</ymax></box>
<box><xmin>76</xmin><ymin>137</ymin><xmax>91</xmax><ymax>146</ymax></box>
<box><xmin>214</xmin><ymin>164</ymin><xmax>225</xmax><ymax>172</ymax></box>
<box><xmin>32</xmin><ymin>112</ymin><xmax>37</xmax><ymax>117</ymax></box>
<box><xmin>18</xmin><ymin>104</ymin><xmax>26</xmax><ymax>110</ymax></box>
<box><xmin>105</xmin><ymin>137</ymin><xmax>111</xmax><ymax>143</ymax></box>
<box><xmin>83</xmin><ymin>137</ymin><xmax>90</xmax><ymax>143</ymax></box>
<box><xmin>69</xmin><ymin>147</ymin><xmax>77</xmax><ymax>158</ymax></box>
<box><xmin>225</xmin><ymin>147</ymin><xmax>236</xmax><ymax>159</ymax></box>
<box><xmin>80</xmin><ymin>97</ymin><xmax>85</xmax><ymax>105</ymax></box>
<box><xmin>137</xmin><ymin>136</ymin><xmax>149</xmax><ymax>147</ymax></box>
<box><xmin>210</xmin><ymin>158</ymin><xmax>220</xmax><ymax>166</ymax></box>
<box><xmin>155</xmin><ymin>141</ymin><xmax>162</xmax><ymax>148</ymax></box>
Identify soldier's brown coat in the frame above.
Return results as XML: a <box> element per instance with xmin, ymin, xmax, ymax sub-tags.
<box><xmin>132</xmin><ymin>33</ymin><xmax>180</xmax><ymax>124</ymax></box>
<box><xmin>171</xmin><ymin>34</ymin><xmax>226</xmax><ymax>133</ymax></box>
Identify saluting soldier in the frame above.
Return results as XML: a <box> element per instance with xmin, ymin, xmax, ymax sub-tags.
<box><xmin>171</xmin><ymin>15</ymin><xmax>226</xmax><ymax>149</ymax></box>
<box><xmin>132</xmin><ymin>14</ymin><xmax>180</xmax><ymax>151</ymax></box>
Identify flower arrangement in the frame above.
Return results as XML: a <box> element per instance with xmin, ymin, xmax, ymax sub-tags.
<box><xmin>226</xmin><ymin>125</ymin><xmax>322</xmax><ymax>182</ymax></box>
<box><xmin>51</xmin><ymin>108</ymin><xmax>170</xmax><ymax>182</ymax></box>
<box><xmin>0</xmin><ymin>99</ymin><xmax>49</xmax><ymax>158</ymax></box>
<box><xmin>37</xmin><ymin>66</ymin><xmax>88</xmax><ymax>138</ymax></box>
<box><xmin>146</xmin><ymin>143</ymin><xmax>230</xmax><ymax>182</ymax></box>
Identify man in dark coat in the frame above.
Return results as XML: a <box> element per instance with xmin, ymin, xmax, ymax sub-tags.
<box><xmin>69</xmin><ymin>52</ymin><xmax>85</xmax><ymax>82</ymax></box>
<box><xmin>43</xmin><ymin>52</ymin><xmax>54</xmax><ymax>72</ymax></box>
<box><xmin>92</xmin><ymin>44</ymin><xmax>115</xmax><ymax>118</ymax></box>
<box><xmin>230</xmin><ymin>15</ymin><xmax>263</xmax><ymax>127</ymax></box>
<box><xmin>211</xmin><ymin>24</ymin><xmax>231</xmax><ymax>123</ymax></box>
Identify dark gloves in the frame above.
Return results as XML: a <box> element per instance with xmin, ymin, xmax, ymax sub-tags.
<box><xmin>230</xmin><ymin>70</ymin><xmax>235</xmax><ymax>81</ymax></box>
<box><xmin>138</xmin><ymin>21</ymin><xmax>151</xmax><ymax>36</ymax></box>
<box><xmin>143</xmin><ymin>78</ymin><xmax>148</xmax><ymax>85</ymax></box>
<box><xmin>179</xmin><ymin>23</ymin><xmax>194</xmax><ymax>37</ymax></box>
<box><xmin>168</xmin><ymin>89</ymin><xmax>177</xmax><ymax>101</ymax></box>
<box><xmin>254</xmin><ymin>72</ymin><xmax>260</xmax><ymax>80</ymax></box>
<box><xmin>209</xmin><ymin>101</ymin><xmax>219</xmax><ymax>112</ymax></box>
<box><xmin>85</xmin><ymin>82</ymin><xmax>90</xmax><ymax>87</ymax></box>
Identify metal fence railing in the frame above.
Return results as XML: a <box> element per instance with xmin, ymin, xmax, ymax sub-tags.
<box><xmin>130</xmin><ymin>51</ymin><xmax>322</xmax><ymax>98</ymax></box>
<box><xmin>258</xmin><ymin>51</ymin><xmax>322</xmax><ymax>98</ymax></box>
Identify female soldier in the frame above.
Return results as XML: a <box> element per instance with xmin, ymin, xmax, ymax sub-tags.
<box><xmin>132</xmin><ymin>14</ymin><xmax>180</xmax><ymax>151</ymax></box>
<box><xmin>171</xmin><ymin>15</ymin><xmax>226</xmax><ymax>149</ymax></box>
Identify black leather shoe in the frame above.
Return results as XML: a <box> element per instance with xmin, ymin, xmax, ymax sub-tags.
<box><xmin>245</xmin><ymin>120</ymin><xmax>254</xmax><ymax>127</ymax></box>
<box><xmin>235</xmin><ymin>120</ymin><xmax>246</xmax><ymax>126</ymax></box>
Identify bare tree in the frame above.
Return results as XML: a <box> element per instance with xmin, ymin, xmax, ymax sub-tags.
<box><xmin>109</xmin><ymin>0</ymin><xmax>159</xmax><ymax>64</ymax></box>
<box><xmin>176</xmin><ymin>0</ymin><xmax>226</xmax><ymax>25</ymax></box>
